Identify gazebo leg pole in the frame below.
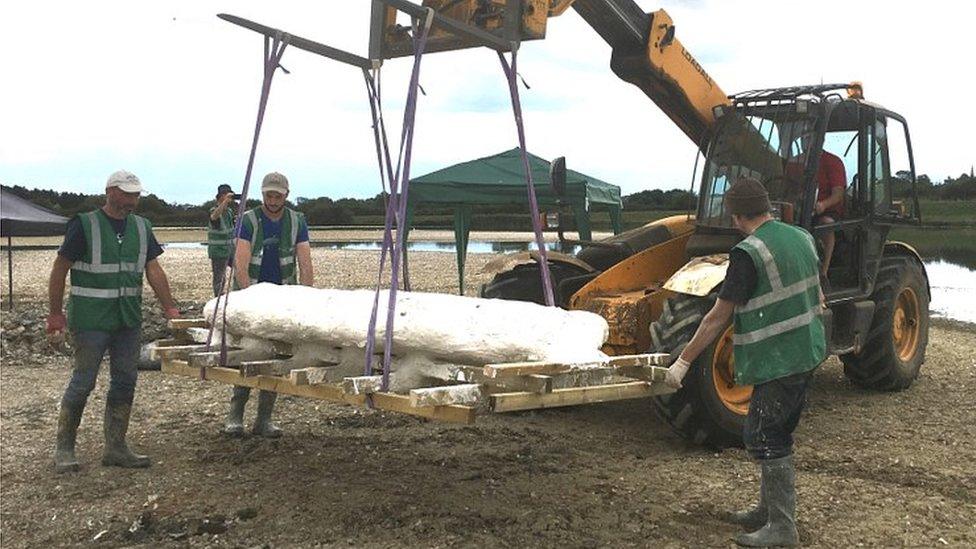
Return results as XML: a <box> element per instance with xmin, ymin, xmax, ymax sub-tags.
<box><xmin>6</xmin><ymin>236</ymin><xmax>12</xmax><ymax>311</ymax></box>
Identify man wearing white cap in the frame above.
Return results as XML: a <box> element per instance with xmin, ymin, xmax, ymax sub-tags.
<box><xmin>46</xmin><ymin>170</ymin><xmax>181</xmax><ymax>473</ymax></box>
<box><xmin>224</xmin><ymin>171</ymin><xmax>313</xmax><ymax>438</ymax></box>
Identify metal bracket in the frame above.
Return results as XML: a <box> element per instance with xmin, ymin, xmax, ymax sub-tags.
<box><xmin>370</xmin><ymin>0</ymin><xmax>517</xmax><ymax>59</ymax></box>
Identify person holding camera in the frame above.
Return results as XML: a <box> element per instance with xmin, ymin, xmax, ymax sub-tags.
<box><xmin>207</xmin><ymin>184</ymin><xmax>238</xmax><ymax>297</ymax></box>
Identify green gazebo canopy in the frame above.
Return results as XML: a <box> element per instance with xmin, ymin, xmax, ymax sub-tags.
<box><xmin>405</xmin><ymin>148</ymin><xmax>623</xmax><ymax>293</ymax></box>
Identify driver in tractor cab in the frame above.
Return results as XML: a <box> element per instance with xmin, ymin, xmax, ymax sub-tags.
<box><xmin>785</xmin><ymin>148</ymin><xmax>847</xmax><ymax>280</ymax></box>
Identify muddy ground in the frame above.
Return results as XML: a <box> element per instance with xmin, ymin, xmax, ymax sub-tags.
<box><xmin>1</xmin><ymin>247</ymin><xmax>974</xmax><ymax>547</ymax></box>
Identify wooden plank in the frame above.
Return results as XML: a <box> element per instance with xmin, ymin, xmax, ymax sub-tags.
<box><xmin>409</xmin><ymin>384</ymin><xmax>484</xmax><ymax>407</ymax></box>
<box><xmin>605</xmin><ymin>353</ymin><xmax>671</xmax><ymax>367</ymax></box>
<box><xmin>161</xmin><ymin>359</ymin><xmax>475</xmax><ymax>424</ymax></box>
<box><xmin>289</xmin><ymin>369</ymin><xmax>310</xmax><ymax>386</ymax></box>
<box><xmin>341</xmin><ymin>375</ymin><xmax>384</xmax><ymax>396</ymax></box>
<box><xmin>616</xmin><ymin>365</ymin><xmax>668</xmax><ymax>383</ymax></box>
<box><xmin>187</xmin><ymin>349</ymin><xmax>266</xmax><ymax>368</ymax></box>
<box><xmin>152</xmin><ymin>338</ymin><xmax>189</xmax><ymax>348</ymax></box>
<box><xmin>152</xmin><ymin>344</ymin><xmax>210</xmax><ymax>361</ymax></box>
<box><xmin>283</xmin><ymin>366</ymin><xmax>333</xmax><ymax>385</ymax></box>
<box><xmin>168</xmin><ymin>318</ymin><xmax>208</xmax><ymax>330</ymax></box>
<box><xmin>483</xmin><ymin>353</ymin><xmax>670</xmax><ymax>379</ymax></box>
<box><xmin>239</xmin><ymin>360</ymin><xmax>295</xmax><ymax>378</ymax></box>
<box><xmin>452</xmin><ymin>366</ymin><xmax>552</xmax><ymax>394</ymax></box>
<box><xmin>483</xmin><ymin>361</ymin><xmax>576</xmax><ymax>378</ymax></box>
<box><xmin>490</xmin><ymin>381</ymin><xmax>672</xmax><ymax>413</ymax></box>
<box><xmin>550</xmin><ymin>368</ymin><xmax>618</xmax><ymax>390</ymax></box>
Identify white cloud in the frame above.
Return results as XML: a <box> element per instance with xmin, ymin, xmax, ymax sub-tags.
<box><xmin>0</xmin><ymin>0</ymin><xmax>973</xmax><ymax>203</ymax></box>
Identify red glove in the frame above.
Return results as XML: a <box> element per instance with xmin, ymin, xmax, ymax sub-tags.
<box><xmin>47</xmin><ymin>312</ymin><xmax>67</xmax><ymax>334</ymax></box>
<box><xmin>47</xmin><ymin>312</ymin><xmax>67</xmax><ymax>347</ymax></box>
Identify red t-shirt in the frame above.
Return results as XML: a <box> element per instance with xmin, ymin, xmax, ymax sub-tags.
<box><xmin>785</xmin><ymin>151</ymin><xmax>846</xmax><ymax>217</ymax></box>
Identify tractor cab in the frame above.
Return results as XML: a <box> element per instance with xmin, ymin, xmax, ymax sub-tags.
<box><xmin>690</xmin><ymin>83</ymin><xmax>921</xmax><ymax>301</ymax></box>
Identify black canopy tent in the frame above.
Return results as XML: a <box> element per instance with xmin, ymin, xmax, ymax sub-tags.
<box><xmin>1</xmin><ymin>186</ymin><xmax>68</xmax><ymax>309</ymax></box>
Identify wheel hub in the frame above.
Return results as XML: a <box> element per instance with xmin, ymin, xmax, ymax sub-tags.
<box><xmin>893</xmin><ymin>287</ymin><xmax>921</xmax><ymax>361</ymax></box>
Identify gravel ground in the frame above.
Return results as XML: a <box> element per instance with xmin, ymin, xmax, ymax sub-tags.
<box><xmin>1</xmin><ymin>245</ymin><xmax>974</xmax><ymax>547</ymax></box>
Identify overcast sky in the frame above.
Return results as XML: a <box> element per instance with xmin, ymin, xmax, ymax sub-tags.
<box><xmin>1</xmin><ymin>1</ymin><xmax>973</xmax><ymax>204</ymax></box>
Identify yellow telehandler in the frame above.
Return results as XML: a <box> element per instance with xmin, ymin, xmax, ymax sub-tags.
<box><xmin>373</xmin><ymin>1</ymin><xmax>930</xmax><ymax>447</ymax></box>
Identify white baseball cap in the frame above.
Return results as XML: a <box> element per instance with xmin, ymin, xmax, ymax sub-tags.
<box><xmin>261</xmin><ymin>172</ymin><xmax>289</xmax><ymax>194</ymax></box>
<box><xmin>106</xmin><ymin>170</ymin><xmax>144</xmax><ymax>193</ymax></box>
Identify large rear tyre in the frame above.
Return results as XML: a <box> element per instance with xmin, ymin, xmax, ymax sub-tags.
<box><xmin>480</xmin><ymin>262</ymin><xmax>590</xmax><ymax>307</ymax></box>
<box><xmin>841</xmin><ymin>256</ymin><xmax>929</xmax><ymax>390</ymax></box>
<box><xmin>649</xmin><ymin>293</ymin><xmax>750</xmax><ymax>448</ymax></box>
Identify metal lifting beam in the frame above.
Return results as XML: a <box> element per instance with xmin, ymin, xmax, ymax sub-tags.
<box><xmin>218</xmin><ymin>13</ymin><xmax>373</xmax><ymax>70</ymax></box>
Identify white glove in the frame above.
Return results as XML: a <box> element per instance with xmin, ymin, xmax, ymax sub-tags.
<box><xmin>665</xmin><ymin>357</ymin><xmax>692</xmax><ymax>389</ymax></box>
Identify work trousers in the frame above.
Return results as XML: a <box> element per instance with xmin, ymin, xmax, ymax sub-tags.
<box><xmin>62</xmin><ymin>328</ymin><xmax>141</xmax><ymax>409</ymax></box>
<box><xmin>211</xmin><ymin>256</ymin><xmax>230</xmax><ymax>297</ymax></box>
<box><xmin>743</xmin><ymin>369</ymin><xmax>814</xmax><ymax>461</ymax></box>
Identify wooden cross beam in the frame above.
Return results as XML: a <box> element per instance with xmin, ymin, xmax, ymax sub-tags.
<box><xmin>409</xmin><ymin>384</ymin><xmax>485</xmax><ymax>408</ymax></box>
<box><xmin>341</xmin><ymin>375</ymin><xmax>384</xmax><ymax>396</ymax></box>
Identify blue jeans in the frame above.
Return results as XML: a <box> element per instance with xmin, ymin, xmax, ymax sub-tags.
<box><xmin>743</xmin><ymin>369</ymin><xmax>814</xmax><ymax>461</ymax></box>
<box><xmin>62</xmin><ymin>328</ymin><xmax>141</xmax><ymax>409</ymax></box>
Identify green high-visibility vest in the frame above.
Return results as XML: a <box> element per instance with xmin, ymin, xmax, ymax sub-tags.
<box><xmin>732</xmin><ymin>220</ymin><xmax>826</xmax><ymax>386</ymax></box>
<box><xmin>207</xmin><ymin>207</ymin><xmax>235</xmax><ymax>259</ymax></box>
<box><xmin>237</xmin><ymin>207</ymin><xmax>305</xmax><ymax>287</ymax></box>
<box><xmin>67</xmin><ymin>210</ymin><xmax>151</xmax><ymax>332</ymax></box>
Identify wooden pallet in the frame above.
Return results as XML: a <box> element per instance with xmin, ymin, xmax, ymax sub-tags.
<box><xmin>153</xmin><ymin>319</ymin><xmax>675</xmax><ymax>424</ymax></box>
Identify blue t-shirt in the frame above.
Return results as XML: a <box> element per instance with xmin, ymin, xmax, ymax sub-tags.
<box><xmin>239</xmin><ymin>209</ymin><xmax>309</xmax><ymax>284</ymax></box>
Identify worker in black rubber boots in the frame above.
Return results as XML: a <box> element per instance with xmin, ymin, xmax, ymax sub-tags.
<box><xmin>223</xmin><ymin>172</ymin><xmax>313</xmax><ymax>438</ymax></box>
<box><xmin>664</xmin><ymin>177</ymin><xmax>826</xmax><ymax>547</ymax></box>
<box><xmin>47</xmin><ymin>170</ymin><xmax>181</xmax><ymax>473</ymax></box>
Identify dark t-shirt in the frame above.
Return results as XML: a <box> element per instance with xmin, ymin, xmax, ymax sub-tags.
<box><xmin>718</xmin><ymin>248</ymin><xmax>758</xmax><ymax>305</ymax></box>
<box><xmin>58</xmin><ymin>210</ymin><xmax>164</xmax><ymax>263</ymax></box>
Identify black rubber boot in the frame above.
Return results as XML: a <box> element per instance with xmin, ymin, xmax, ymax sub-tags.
<box><xmin>251</xmin><ymin>391</ymin><xmax>282</xmax><ymax>438</ymax></box>
<box><xmin>223</xmin><ymin>386</ymin><xmax>250</xmax><ymax>437</ymax></box>
<box><xmin>54</xmin><ymin>401</ymin><xmax>85</xmax><ymax>473</ymax></box>
<box><xmin>735</xmin><ymin>455</ymin><xmax>798</xmax><ymax>547</ymax></box>
<box><xmin>729</xmin><ymin>465</ymin><xmax>767</xmax><ymax>530</ymax></box>
<box><xmin>101</xmin><ymin>403</ymin><xmax>151</xmax><ymax>468</ymax></box>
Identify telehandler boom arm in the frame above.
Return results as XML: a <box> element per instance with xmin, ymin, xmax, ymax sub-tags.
<box><xmin>370</xmin><ymin>0</ymin><xmax>730</xmax><ymax>144</ymax></box>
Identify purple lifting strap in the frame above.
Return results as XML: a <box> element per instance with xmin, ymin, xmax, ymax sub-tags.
<box><xmin>499</xmin><ymin>49</ymin><xmax>556</xmax><ymax>307</ymax></box>
<box><xmin>205</xmin><ymin>33</ymin><xmax>289</xmax><ymax>377</ymax></box>
<box><xmin>363</xmin><ymin>9</ymin><xmax>435</xmax><ymax>392</ymax></box>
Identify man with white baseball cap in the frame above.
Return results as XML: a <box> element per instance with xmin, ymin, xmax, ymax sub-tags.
<box><xmin>47</xmin><ymin>170</ymin><xmax>181</xmax><ymax>473</ymax></box>
<box><xmin>223</xmin><ymin>171</ymin><xmax>313</xmax><ymax>438</ymax></box>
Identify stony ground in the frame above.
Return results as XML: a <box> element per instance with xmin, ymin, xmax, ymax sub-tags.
<box><xmin>1</xmin><ymin>247</ymin><xmax>974</xmax><ymax>547</ymax></box>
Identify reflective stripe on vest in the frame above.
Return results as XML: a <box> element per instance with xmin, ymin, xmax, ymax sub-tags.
<box><xmin>70</xmin><ymin>286</ymin><xmax>144</xmax><ymax>298</ymax></box>
<box><xmin>731</xmin><ymin>221</ymin><xmax>825</xmax><ymax>385</ymax></box>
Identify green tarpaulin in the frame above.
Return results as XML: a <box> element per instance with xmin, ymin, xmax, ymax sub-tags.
<box><xmin>405</xmin><ymin>148</ymin><xmax>624</xmax><ymax>294</ymax></box>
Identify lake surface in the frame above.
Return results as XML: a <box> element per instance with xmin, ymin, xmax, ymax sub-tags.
<box><xmin>164</xmin><ymin>240</ymin><xmax>579</xmax><ymax>253</ymax></box>
<box><xmin>164</xmin><ymin>231</ymin><xmax>976</xmax><ymax>324</ymax></box>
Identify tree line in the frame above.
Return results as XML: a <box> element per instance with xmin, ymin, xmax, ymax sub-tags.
<box><xmin>4</xmin><ymin>172</ymin><xmax>972</xmax><ymax>227</ymax></box>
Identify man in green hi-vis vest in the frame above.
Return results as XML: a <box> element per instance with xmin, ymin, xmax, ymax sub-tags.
<box><xmin>208</xmin><ymin>183</ymin><xmax>237</xmax><ymax>297</ymax></box>
<box><xmin>46</xmin><ymin>171</ymin><xmax>181</xmax><ymax>474</ymax></box>
<box><xmin>664</xmin><ymin>178</ymin><xmax>826</xmax><ymax>548</ymax></box>
<box><xmin>223</xmin><ymin>172</ymin><xmax>313</xmax><ymax>438</ymax></box>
